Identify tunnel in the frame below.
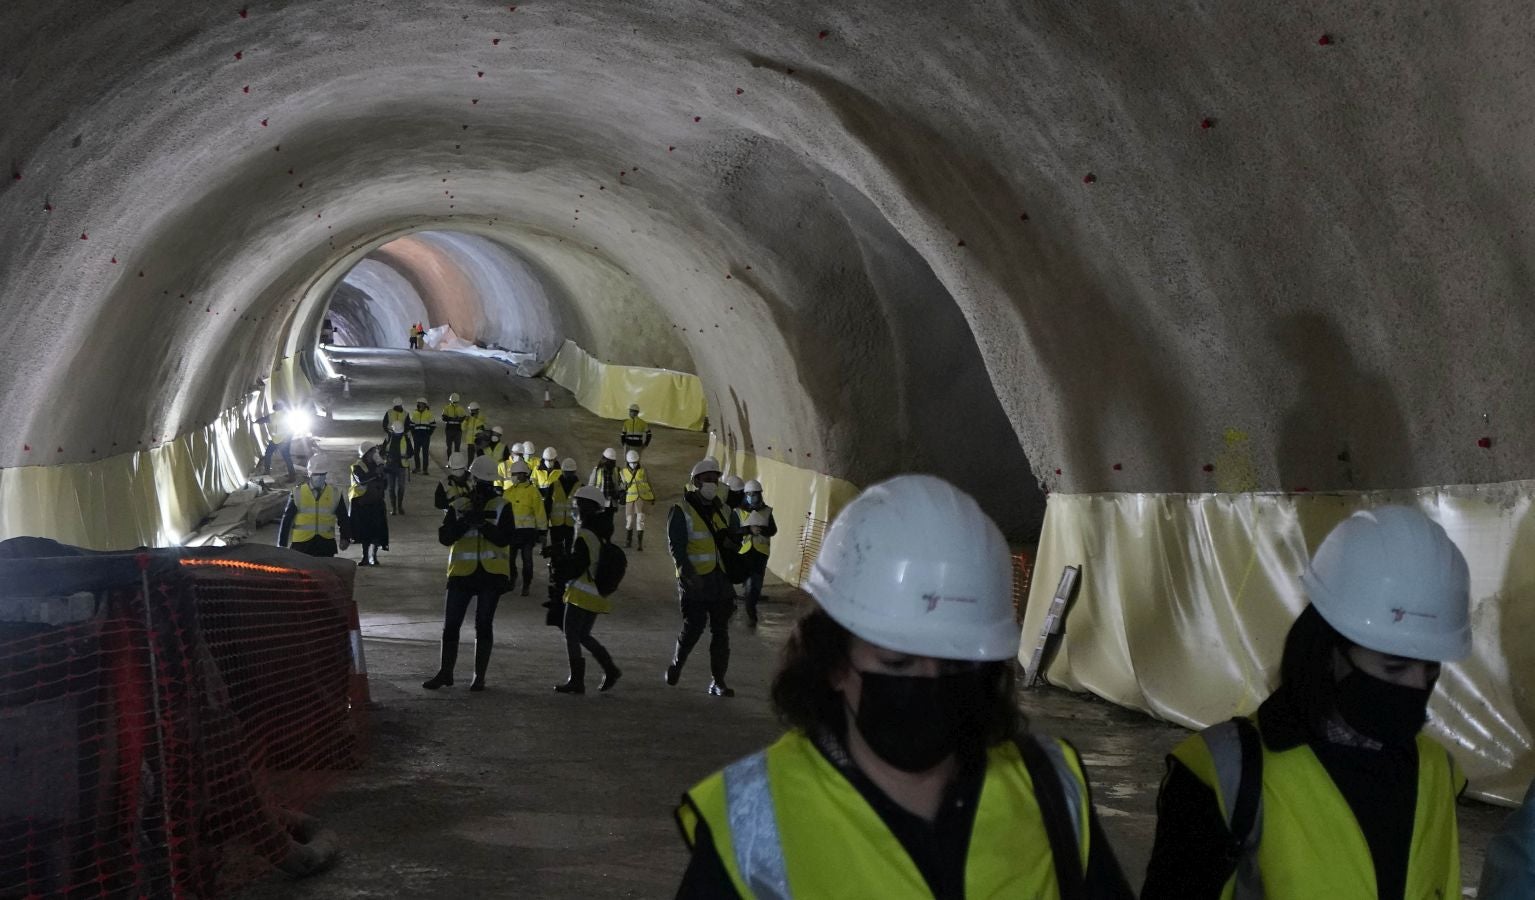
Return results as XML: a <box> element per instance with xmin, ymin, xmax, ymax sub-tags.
<box><xmin>3</xmin><ymin>2</ymin><xmax>1534</xmax><ymax>896</ymax></box>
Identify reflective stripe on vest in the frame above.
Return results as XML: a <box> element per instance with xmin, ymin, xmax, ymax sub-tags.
<box><xmin>503</xmin><ymin>483</ymin><xmax>546</xmax><ymax>530</ymax></box>
<box><xmin>564</xmin><ymin>531</ymin><xmax>612</xmax><ymax>614</ymax></box>
<box><xmin>445</xmin><ymin>497</ymin><xmax>510</xmax><ymax>577</ymax></box>
<box><xmin>622</xmin><ymin>466</ymin><xmax>655</xmax><ymax>502</ymax></box>
<box><xmin>385</xmin><ymin>409</ymin><xmax>407</xmax><ymax>428</ymax></box>
<box><xmin>1172</xmin><ymin>718</ymin><xmax>1463</xmax><ymax>899</ymax></box>
<box><xmin>622</xmin><ymin>416</ymin><xmax>647</xmax><ymax>436</ymax></box>
<box><xmin>684</xmin><ymin>731</ymin><xmax>1088</xmax><ymax>900</ymax></box>
<box><xmin>409</xmin><ymin>409</ymin><xmax>434</xmax><ymax>427</ymax></box>
<box><xmin>549</xmin><ymin>479</ymin><xmax>575</xmax><ymax>527</ymax></box>
<box><xmin>292</xmin><ymin>484</ymin><xmax>337</xmax><ymax>543</ymax></box>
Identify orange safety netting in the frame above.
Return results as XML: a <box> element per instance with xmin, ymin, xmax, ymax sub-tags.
<box><xmin>0</xmin><ymin>544</ymin><xmax>363</xmax><ymax>898</ymax></box>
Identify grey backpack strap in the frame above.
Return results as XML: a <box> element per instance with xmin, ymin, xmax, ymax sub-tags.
<box><xmin>1201</xmin><ymin>718</ymin><xmax>1266</xmax><ymax>899</ymax></box>
<box><xmin>1014</xmin><ymin>734</ymin><xmax>1086</xmax><ymax>900</ymax></box>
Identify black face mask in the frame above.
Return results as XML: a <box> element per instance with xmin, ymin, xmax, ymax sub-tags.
<box><xmin>848</xmin><ymin>669</ymin><xmax>990</xmax><ymax>773</ymax></box>
<box><xmin>1334</xmin><ymin>665</ymin><xmax>1434</xmax><ymax>747</ymax></box>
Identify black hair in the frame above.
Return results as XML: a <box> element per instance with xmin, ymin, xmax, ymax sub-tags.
<box><xmin>1262</xmin><ymin>604</ymin><xmax>1348</xmax><ymax>741</ymax></box>
<box><xmin>770</xmin><ymin>608</ymin><xmax>1024</xmax><ymax>746</ymax></box>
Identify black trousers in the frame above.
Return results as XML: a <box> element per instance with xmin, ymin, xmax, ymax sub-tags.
<box><xmin>385</xmin><ymin>465</ymin><xmax>407</xmax><ymax>511</ymax></box>
<box><xmin>411</xmin><ymin>433</ymin><xmax>432</xmax><ymax>471</ymax></box>
<box><xmin>439</xmin><ymin>583</ymin><xmax>502</xmax><ymax>676</ymax></box>
<box><xmin>508</xmin><ymin>532</ymin><xmax>538</xmax><ymax>588</ymax></box>
<box><xmin>742</xmin><ymin>553</ymin><xmax>768</xmax><ymax>610</ymax></box>
<box><xmin>444</xmin><ymin>426</ymin><xmax>463</xmax><ymax>456</ymax></box>
<box><xmin>674</xmin><ymin>570</ymin><xmax>733</xmax><ymax>680</ymax></box>
<box><xmin>563</xmin><ymin>604</ymin><xmax>615</xmax><ymax>670</ymax></box>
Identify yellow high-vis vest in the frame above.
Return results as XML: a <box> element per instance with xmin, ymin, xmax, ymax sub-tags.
<box><xmin>678</xmin><ymin>730</ymin><xmax>1090</xmax><ymax>900</ymax></box>
<box><xmin>622</xmin><ymin>416</ymin><xmax>648</xmax><ymax>437</ymax></box>
<box><xmin>621</xmin><ymin>465</ymin><xmax>655</xmax><ymax>503</ymax></box>
<box><xmin>445</xmin><ymin>496</ymin><xmax>510</xmax><ymax>578</ymax></box>
<box><xmin>563</xmin><ymin>530</ymin><xmax>612</xmax><ymax>614</ymax></box>
<box><xmin>736</xmin><ymin>505</ymin><xmax>772</xmax><ymax>555</ymax></box>
<box><xmin>502</xmin><ymin>482</ymin><xmax>548</xmax><ymax>531</ymax></box>
<box><xmin>677</xmin><ymin>499</ymin><xmax>730</xmax><ymax>576</ymax></box>
<box><xmin>384</xmin><ymin>408</ymin><xmax>408</xmax><ymax>430</ymax></box>
<box><xmin>409</xmin><ymin>408</ymin><xmax>435</xmax><ymax>427</ymax></box>
<box><xmin>549</xmin><ymin>478</ymin><xmax>576</xmax><ymax>528</ymax></box>
<box><xmin>1170</xmin><ymin>718</ymin><xmax>1463</xmax><ymax>899</ymax></box>
<box><xmin>442</xmin><ymin>402</ymin><xmax>467</xmax><ymax>424</ymax></box>
<box><xmin>463</xmin><ymin>414</ymin><xmax>486</xmax><ymax>438</ymax></box>
<box><xmin>291</xmin><ymin>484</ymin><xmax>338</xmax><ymax>543</ymax></box>
<box><xmin>533</xmin><ymin>464</ymin><xmax>560</xmax><ymax>489</ymax></box>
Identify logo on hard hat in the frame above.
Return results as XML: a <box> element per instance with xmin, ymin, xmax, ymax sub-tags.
<box><xmin>923</xmin><ymin>593</ymin><xmax>978</xmax><ymax>613</ymax></box>
<box><xmin>1390</xmin><ymin>607</ymin><xmax>1439</xmax><ymax>624</ymax></box>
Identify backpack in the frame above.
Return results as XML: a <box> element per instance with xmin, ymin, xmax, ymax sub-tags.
<box><xmin>593</xmin><ymin>540</ymin><xmax>627</xmax><ymax>596</ymax></box>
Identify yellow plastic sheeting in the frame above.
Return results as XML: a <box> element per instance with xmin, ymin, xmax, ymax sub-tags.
<box><xmin>0</xmin><ymin>405</ymin><xmax>265</xmax><ymax>549</ymax></box>
<box><xmin>1021</xmin><ymin>488</ymin><xmax>1535</xmax><ymax>804</ymax></box>
<box><xmin>708</xmin><ymin>436</ymin><xmax>860</xmax><ymax>585</ymax></box>
<box><xmin>543</xmin><ymin>340</ymin><xmax>707</xmax><ymax>431</ymax></box>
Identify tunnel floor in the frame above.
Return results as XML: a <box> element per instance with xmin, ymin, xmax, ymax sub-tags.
<box><xmin>236</xmin><ymin>347</ymin><xmax>1504</xmax><ymax>898</ymax></box>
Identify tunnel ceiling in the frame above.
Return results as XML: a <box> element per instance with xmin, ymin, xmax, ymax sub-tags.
<box><xmin>2</xmin><ymin>2</ymin><xmax>1530</xmax><ymax>516</ymax></box>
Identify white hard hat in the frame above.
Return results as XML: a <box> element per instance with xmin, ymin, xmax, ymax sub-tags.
<box><xmin>1301</xmin><ymin>506</ymin><xmax>1471</xmax><ymax>662</ymax></box>
<box><xmin>468</xmin><ymin>456</ymin><xmax>499</xmax><ymax>482</ymax></box>
<box><xmin>542</xmin><ymin>447</ymin><xmax>558</xmax><ymax>461</ymax></box>
<box><xmin>628</xmin><ymin>403</ymin><xmax>640</xmax><ymax>414</ymax></box>
<box><xmin>690</xmin><ymin>457</ymin><xmax>722</xmax><ymax>479</ymax></box>
<box><xmin>508</xmin><ymin>460</ymin><xmax>531</xmax><ymax>476</ymax></box>
<box><xmin>389</xmin><ymin>421</ymin><xmax>405</xmax><ymax>434</ymax></box>
<box><xmin>625</xmin><ymin>449</ymin><xmax>641</xmax><ymax>464</ymax></box>
<box><xmin>449</xmin><ymin>392</ymin><xmax>461</xmax><ymax>403</ymax></box>
<box><xmin>307</xmin><ymin>456</ymin><xmax>330</xmax><ymax>476</ymax></box>
<box><xmin>806</xmin><ymin>475</ymin><xmax>1020</xmax><ymax>661</ymax></box>
<box><xmin>468</xmin><ymin>401</ymin><xmax>480</xmax><ymax>410</ymax></box>
<box><xmin>724</xmin><ymin>474</ymin><xmax>745</xmax><ymax>492</ymax></box>
<box><xmin>602</xmin><ymin>448</ymin><xmax>617</xmax><ymax>461</ymax></box>
<box><xmin>416</xmin><ymin>397</ymin><xmax>427</xmax><ymax>405</ymax></box>
<box><xmin>573</xmin><ymin>485</ymin><xmax>607</xmax><ymax>506</ymax></box>
<box><xmin>392</xmin><ymin>397</ymin><xmax>404</xmax><ymax>406</ymax></box>
<box><xmin>744</xmin><ymin>479</ymin><xmax>762</xmax><ymax>492</ymax></box>
<box><xmin>523</xmin><ymin>441</ymin><xmax>537</xmax><ymax>455</ymax></box>
<box><xmin>446</xmin><ymin>451</ymin><xmax>468</xmax><ymax>472</ymax></box>
<box><xmin>357</xmin><ymin>441</ymin><xmax>373</xmax><ymax>457</ymax></box>
<box><xmin>562</xmin><ymin>457</ymin><xmax>577</xmax><ymax>471</ymax></box>
<box><xmin>491</xmin><ymin>426</ymin><xmax>504</xmax><ymax>436</ymax></box>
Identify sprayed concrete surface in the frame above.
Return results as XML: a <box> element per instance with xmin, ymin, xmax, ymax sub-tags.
<box><xmin>231</xmin><ymin>349</ymin><xmax>1505</xmax><ymax>898</ymax></box>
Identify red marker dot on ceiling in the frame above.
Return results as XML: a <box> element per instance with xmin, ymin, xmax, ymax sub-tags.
<box><xmin>492</xmin><ymin>37</ymin><xmax>501</xmax><ymax>45</ymax></box>
<box><xmin>243</xmin><ymin>85</ymin><xmax>250</xmax><ymax>94</ymax></box>
<box><xmin>234</xmin><ymin>50</ymin><xmax>243</xmax><ymax>60</ymax></box>
<box><xmin>957</xmin><ymin>240</ymin><xmax>966</xmax><ymax>247</ymax></box>
<box><xmin>138</xmin><ymin>270</ymin><xmax>145</xmax><ymax>277</ymax></box>
<box><xmin>1112</xmin><ymin>463</ymin><xmax>1123</xmax><ymax>470</ymax></box>
<box><xmin>735</xmin><ymin>87</ymin><xmax>743</xmax><ymax>95</ymax></box>
<box><xmin>471</xmin><ymin>98</ymin><xmax>478</xmax><ymax>104</ymax></box>
<box><xmin>238</xmin><ymin>8</ymin><xmax>248</xmax><ymax>18</ymax></box>
<box><xmin>668</xmin><ymin>145</ymin><xmax>675</xmax><ymax>152</ymax></box>
<box><xmin>1020</xmin><ymin>212</ymin><xmax>1029</xmax><ymax>221</ymax></box>
<box><xmin>818</xmin><ymin>30</ymin><xmax>829</xmax><ymax>39</ymax></box>
<box><xmin>1200</xmin><ymin>117</ymin><xmax>1214</xmax><ymax>129</ymax></box>
<box><xmin>110</xmin><ymin>256</ymin><xmax>118</xmax><ymax>264</ymax></box>
<box><xmin>1054</xmin><ymin>468</ymin><xmax>1062</xmax><ymax>476</ymax></box>
<box><xmin>1083</xmin><ymin>173</ymin><xmax>1097</xmax><ymax>184</ymax></box>
<box><xmin>1478</xmin><ymin>436</ymin><xmax>1493</xmax><ymax>449</ymax></box>
<box><xmin>1318</xmin><ymin>33</ymin><xmax>1333</xmax><ymax>45</ymax></box>
<box><xmin>1202</xmin><ymin>463</ymin><xmax>1215</xmax><ymax>472</ymax></box>
<box><xmin>22</xmin><ymin>445</ymin><xmax>29</xmax><ymax>452</ymax></box>
<box><xmin>80</xmin><ymin>232</ymin><xmax>88</xmax><ymax>240</ymax></box>
<box><xmin>693</xmin><ymin>116</ymin><xmax>701</xmax><ymax>123</ymax></box>
<box><xmin>478</xmin><ymin>71</ymin><xmax>484</xmax><ymax>78</ymax></box>
<box><xmin>260</xmin><ymin>118</ymin><xmax>268</xmax><ymax>126</ymax></box>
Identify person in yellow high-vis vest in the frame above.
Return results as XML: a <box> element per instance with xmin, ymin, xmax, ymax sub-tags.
<box><xmin>675</xmin><ymin>475</ymin><xmax>1132</xmax><ymax>898</ymax></box>
<box><xmin>408</xmin><ymin>398</ymin><xmax>436</xmax><ymax>474</ymax></box>
<box><xmin>732</xmin><ymin>479</ymin><xmax>776</xmax><ymax>628</ymax></box>
<box><xmin>462</xmin><ymin>402</ymin><xmax>486</xmax><ymax>459</ymax></box>
<box><xmin>619</xmin><ymin>403</ymin><xmax>652</xmax><ymax>455</ymax></box>
<box><xmin>665</xmin><ymin>456</ymin><xmax>739</xmax><ymax>696</ymax></box>
<box><xmin>620</xmin><ymin>449</ymin><xmax>655</xmax><ymax>550</ymax></box>
<box><xmin>258</xmin><ymin>400</ymin><xmax>297</xmax><ymax>479</ymax></box>
<box><xmin>541</xmin><ymin>457</ymin><xmax>583</xmax><ymax>627</ymax></box>
<box><xmin>277</xmin><ymin>456</ymin><xmax>351</xmax><ymax>557</ymax></box>
<box><xmin>533</xmin><ymin>446</ymin><xmax>561</xmax><ymax>490</ymax></box>
<box><xmin>551</xmin><ymin>485</ymin><xmax>623</xmax><ymax>694</ymax></box>
<box><xmin>423</xmin><ymin>455</ymin><xmax>513</xmax><ymax>693</ymax></box>
<box><xmin>441</xmin><ymin>392</ymin><xmax>469</xmax><ymax>457</ymax></box>
<box><xmin>381</xmin><ymin>397</ymin><xmax>408</xmax><ymax>435</ymax></box>
<box><xmin>1143</xmin><ymin>506</ymin><xmax>1473</xmax><ymax>900</ymax></box>
<box><xmin>502</xmin><ymin>459</ymin><xmax>548</xmax><ymax>597</ymax></box>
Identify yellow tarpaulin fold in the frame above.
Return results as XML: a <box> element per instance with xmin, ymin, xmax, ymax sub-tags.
<box><xmin>1021</xmin><ymin>488</ymin><xmax>1535</xmax><ymax>805</ymax></box>
<box><xmin>543</xmin><ymin>340</ymin><xmax>707</xmax><ymax>431</ymax></box>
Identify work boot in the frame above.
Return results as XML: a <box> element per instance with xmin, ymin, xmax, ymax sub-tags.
<box><xmin>708</xmin><ymin>680</ymin><xmax>735</xmax><ymax>698</ymax></box>
<box><xmin>625</xmin><ymin>528</ymin><xmax>633</xmax><ymax>548</ymax></box>
<box><xmin>424</xmin><ymin>640</ymin><xmax>459</xmax><ymax>690</ymax></box>
<box><xmin>665</xmin><ymin>660</ymin><xmax>682</xmax><ymax>686</ymax></box>
<box><xmin>554</xmin><ymin>658</ymin><xmax>586</xmax><ymax>694</ymax></box>
<box><xmin>590</xmin><ymin>645</ymin><xmax>621</xmax><ymax>692</ymax></box>
<box><xmin>469</xmin><ymin>640</ymin><xmax>493</xmax><ymax>692</ymax></box>
<box><xmin>636</xmin><ymin>530</ymin><xmax>644</xmax><ymax>552</ymax></box>
<box><xmin>520</xmin><ymin>580</ymin><xmax>531</xmax><ymax>598</ymax></box>
<box><xmin>746</xmin><ymin>601</ymin><xmax>759</xmax><ymax>628</ymax></box>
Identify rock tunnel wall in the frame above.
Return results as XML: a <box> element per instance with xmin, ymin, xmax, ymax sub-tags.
<box><xmin>6</xmin><ymin>1</ymin><xmax>1535</xmax><ymax>542</ymax></box>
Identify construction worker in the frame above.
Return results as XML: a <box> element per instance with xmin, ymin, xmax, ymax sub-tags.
<box><xmin>277</xmin><ymin>456</ymin><xmax>351</xmax><ymax>557</ymax></box>
<box><xmin>484</xmin><ymin>426</ymin><xmax>509</xmax><ymax>471</ymax></box>
<box><xmin>408</xmin><ymin>326</ymin><xmax>419</xmax><ymax>349</ymax></box>
<box><xmin>620</xmin><ymin>449</ymin><xmax>655</xmax><ymax>550</ymax></box>
<box><xmin>382</xmin><ymin>421</ymin><xmax>411</xmax><ymax>515</ymax></box>
<box><xmin>462</xmin><ymin>402</ymin><xmax>486</xmax><ymax>459</ymax></box>
<box><xmin>502</xmin><ymin>459</ymin><xmax>548</xmax><ymax>597</ymax></box>
<box><xmin>407</xmin><ymin>398</ymin><xmax>436</xmax><ymax>474</ymax></box>
<box><xmin>533</xmin><ymin>447</ymin><xmax>561</xmax><ymax>490</ymax></box>
<box><xmin>541</xmin><ymin>456</ymin><xmax>582</xmax><ymax>627</ymax></box>
<box><xmin>1143</xmin><ymin>506</ymin><xmax>1472</xmax><ymax>900</ymax></box>
<box><xmin>381</xmin><ymin>397</ymin><xmax>408</xmax><ymax>435</ymax></box>
<box><xmin>441</xmin><ymin>393</ymin><xmax>468</xmax><ymax>457</ymax></box>
<box><xmin>590</xmin><ymin>448</ymin><xmax>623</xmax><ymax>509</ymax></box>
<box><xmin>423</xmin><ymin>455</ymin><xmax>511</xmax><ymax>692</ymax></box>
<box><xmin>1480</xmin><ymin>780</ymin><xmax>1535</xmax><ymax>899</ymax></box>
<box><xmin>620</xmin><ymin>403</ymin><xmax>652</xmax><ymax>456</ymax></box>
<box><xmin>349</xmin><ymin>441</ymin><xmax>389</xmax><ymax>566</ymax></box>
<box><xmin>675</xmin><ymin>475</ymin><xmax>1132</xmax><ymax>897</ymax></box>
<box><xmin>722</xmin><ymin>475</ymin><xmax>746</xmax><ymax>513</ymax></box>
<box><xmin>257</xmin><ymin>400</ymin><xmax>296</xmax><ymax>480</ymax></box>
<box><xmin>733</xmin><ymin>479</ymin><xmax>777</xmax><ymax>627</ymax></box>
<box><xmin>665</xmin><ymin>456</ymin><xmax>739</xmax><ymax>696</ymax></box>
<box><xmin>435</xmin><ymin>451</ymin><xmax>470</xmax><ymax>510</ymax></box>
<box><xmin>552</xmin><ymin>485</ymin><xmax>624</xmax><ymax>694</ymax></box>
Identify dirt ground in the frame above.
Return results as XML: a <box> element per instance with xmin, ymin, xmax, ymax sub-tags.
<box><xmin>238</xmin><ymin>347</ymin><xmax>1508</xmax><ymax>898</ymax></box>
